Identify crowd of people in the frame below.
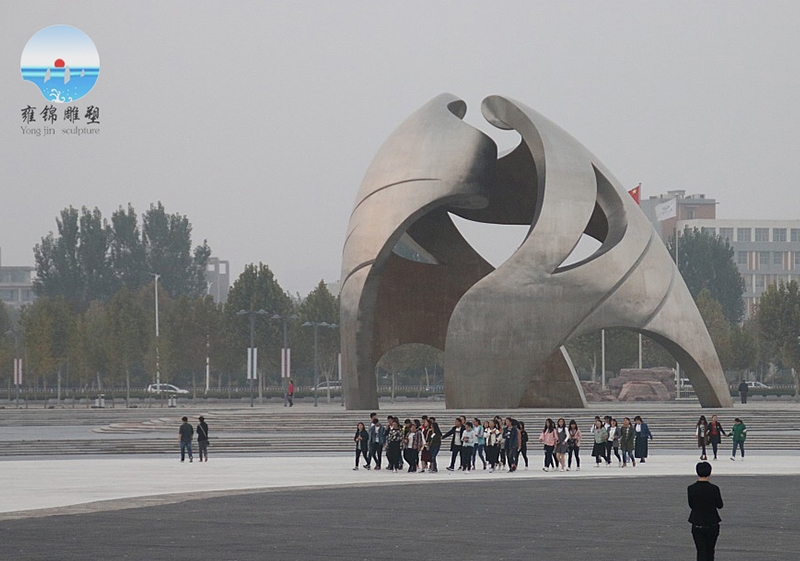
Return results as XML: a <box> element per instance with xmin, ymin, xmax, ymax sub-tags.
<box><xmin>353</xmin><ymin>412</ymin><xmax>667</xmax><ymax>473</ymax></box>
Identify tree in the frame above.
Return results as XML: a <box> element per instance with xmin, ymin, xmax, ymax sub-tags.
<box><xmin>20</xmin><ymin>297</ymin><xmax>75</xmax><ymax>395</ymax></box>
<box><xmin>106</xmin><ymin>286</ymin><xmax>149</xmax><ymax>404</ymax></box>
<box><xmin>142</xmin><ymin>202</ymin><xmax>210</xmax><ymax>298</ymax></box>
<box><xmin>74</xmin><ymin>300</ymin><xmax>112</xmax><ymax>390</ymax></box>
<box><xmin>298</xmin><ymin>281</ymin><xmax>340</xmax><ymax>390</ymax></box>
<box><xmin>34</xmin><ymin>206</ymin><xmax>112</xmax><ymax>308</ymax></box>
<box><xmin>756</xmin><ymin>281</ymin><xmax>800</xmax><ymax>399</ymax></box>
<box><xmin>225</xmin><ymin>263</ymin><xmax>293</xmax><ymax>384</ymax></box>
<box><xmin>34</xmin><ymin>203</ymin><xmax>212</xmax><ymax>306</ymax></box>
<box><xmin>695</xmin><ymin>289</ymin><xmax>732</xmax><ymax>370</ymax></box>
<box><xmin>667</xmin><ymin>227</ymin><xmax>745</xmax><ymax>323</ymax></box>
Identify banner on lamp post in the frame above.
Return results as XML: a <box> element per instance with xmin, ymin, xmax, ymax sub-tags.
<box><xmin>281</xmin><ymin>348</ymin><xmax>291</xmax><ymax>378</ymax></box>
<box><xmin>247</xmin><ymin>347</ymin><xmax>258</xmax><ymax>380</ymax></box>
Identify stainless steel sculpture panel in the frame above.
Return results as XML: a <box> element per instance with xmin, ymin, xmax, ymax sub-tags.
<box><xmin>340</xmin><ymin>94</ymin><xmax>733</xmax><ymax>410</ymax></box>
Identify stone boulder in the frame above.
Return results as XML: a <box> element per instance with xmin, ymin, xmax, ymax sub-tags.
<box><xmin>617</xmin><ymin>380</ymin><xmax>671</xmax><ymax>402</ymax></box>
<box><xmin>581</xmin><ymin>381</ymin><xmax>618</xmax><ymax>402</ymax></box>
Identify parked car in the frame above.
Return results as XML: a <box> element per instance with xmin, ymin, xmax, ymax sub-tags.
<box><xmin>744</xmin><ymin>381</ymin><xmax>769</xmax><ymax>389</ymax></box>
<box><xmin>314</xmin><ymin>380</ymin><xmax>342</xmax><ymax>391</ymax></box>
<box><xmin>146</xmin><ymin>383</ymin><xmax>189</xmax><ymax>395</ymax></box>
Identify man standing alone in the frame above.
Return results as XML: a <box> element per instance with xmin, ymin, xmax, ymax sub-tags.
<box><xmin>738</xmin><ymin>380</ymin><xmax>749</xmax><ymax>404</ymax></box>
<box><xmin>179</xmin><ymin>416</ymin><xmax>194</xmax><ymax>463</ymax></box>
<box><xmin>688</xmin><ymin>461</ymin><xmax>723</xmax><ymax>561</ymax></box>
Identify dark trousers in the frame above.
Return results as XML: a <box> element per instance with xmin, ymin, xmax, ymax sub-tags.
<box><xmin>180</xmin><ymin>440</ymin><xmax>193</xmax><ymax>461</ymax></box>
<box><xmin>403</xmin><ymin>448</ymin><xmax>419</xmax><ymax>471</ymax></box>
<box><xmin>710</xmin><ymin>439</ymin><xmax>720</xmax><ymax>458</ymax></box>
<box><xmin>355</xmin><ymin>447</ymin><xmax>369</xmax><ymax>467</ymax></box>
<box><xmin>543</xmin><ymin>445</ymin><xmax>555</xmax><ymax>468</ymax></box>
<box><xmin>732</xmin><ymin>440</ymin><xmax>745</xmax><ymax>458</ymax></box>
<box><xmin>740</xmin><ymin>392</ymin><xmax>747</xmax><ymax>404</ymax></box>
<box><xmin>568</xmin><ymin>446</ymin><xmax>580</xmax><ymax>468</ymax></box>
<box><xmin>387</xmin><ymin>442</ymin><xmax>402</xmax><ymax>470</ymax></box>
<box><xmin>369</xmin><ymin>443</ymin><xmax>383</xmax><ymax>468</ymax></box>
<box><xmin>429</xmin><ymin>445</ymin><xmax>440</xmax><ymax>471</ymax></box>
<box><xmin>519</xmin><ymin>445</ymin><xmax>528</xmax><ymax>467</ymax></box>
<box><xmin>460</xmin><ymin>446</ymin><xmax>473</xmax><ymax>470</ymax></box>
<box><xmin>605</xmin><ymin>442</ymin><xmax>613</xmax><ymax>464</ymax></box>
<box><xmin>507</xmin><ymin>447</ymin><xmax>519</xmax><ymax>469</ymax></box>
<box><xmin>692</xmin><ymin>524</ymin><xmax>719</xmax><ymax>561</ymax></box>
<box><xmin>611</xmin><ymin>445</ymin><xmax>621</xmax><ymax>463</ymax></box>
<box><xmin>198</xmin><ymin>440</ymin><xmax>208</xmax><ymax>461</ymax></box>
<box><xmin>449</xmin><ymin>445</ymin><xmax>462</xmax><ymax>469</ymax></box>
<box><xmin>473</xmin><ymin>444</ymin><xmax>486</xmax><ymax>468</ymax></box>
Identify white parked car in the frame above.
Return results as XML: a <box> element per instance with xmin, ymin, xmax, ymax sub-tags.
<box><xmin>744</xmin><ymin>381</ymin><xmax>769</xmax><ymax>389</ymax></box>
<box><xmin>314</xmin><ymin>380</ymin><xmax>342</xmax><ymax>391</ymax></box>
<box><xmin>146</xmin><ymin>383</ymin><xmax>189</xmax><ymax>395</ymax></box>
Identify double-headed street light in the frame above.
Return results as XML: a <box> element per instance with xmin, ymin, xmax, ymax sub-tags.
<box><xmin>237</xmin><ymin>309</ymin><xmax>270</xmax><ymax>407</ymax></box>
<box><xmin>302</xmin><ymin>321</ymin><xmax>338</xmax><ymax>407</ymax></box>
<box><xmin>271</xmin><ymin>313</ymin><xmax>298</xmax><ymax>389</ymax></box>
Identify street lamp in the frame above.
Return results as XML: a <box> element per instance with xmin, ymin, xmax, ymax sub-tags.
<box><xmin>271</xmin><ymin>313</ymin><xmax>298</xmax><ymax>391</ymax></box>
<box><xmin>5</xmin><ymin>328</ymin><xmax>21</xmax><ymax>407</ymax></box>
<box><xmin>150</xmin><ymin>273</ymin><xmax>163</xmax><ymax>407</ymax></box>
<box><xmin>237</xmin><ymin>309</ymin><xmax>269</xmax><ymax>407</ymax></box>
<box><xmin>302</xmin><ymin>321</ymin><xmax>338</xmax><ymax>407</ymax></box>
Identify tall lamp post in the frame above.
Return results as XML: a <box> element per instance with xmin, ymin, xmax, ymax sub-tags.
<box><xmin>271</xmin><ymin>313</ymin><xmax>298</xmax><ymax>391</ymax></box>
<box><xmin>237</xmin><ymin>309</ymin><xmax>269</xmax><ymax>407</ymax></box>
<box><xmin>5</xmin><ymin>328</ymin><xmax>21</xmax><ymax>407</ymax></box>
<box><xmin>150</xmin><ymin>273</ymin><xmax>163</xmax><ymax>407</ymax></box>
<box><xmin>302</xmin><ymin>321</ymin><xmax>337</xmax><ymax>407</ymax></box>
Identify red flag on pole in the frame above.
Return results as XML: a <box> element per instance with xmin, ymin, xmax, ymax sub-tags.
<box><xmin>628</xmin><ymin>183</ymin><xmax>641</xmax><ymax>205</ymax></box>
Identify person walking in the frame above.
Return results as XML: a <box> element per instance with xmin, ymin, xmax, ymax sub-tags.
<box><xmin>443</xmin><ymin>418</ymin><xmax>464</xmax><ymax>471</ymax></box>
<box><xmin>737</xmin><ymin>380</ymin><xmax>749</xmax><ymax>404</ymax></box>
<box><xmin>567</xmin><ymin>419</ymin><xmax>582</xmax><ymax>471</ymax></box>
<box><xmin>179</xmin><ymin>416</ymin><xmax>194</xmax><ymax>463</ymax></box>
<box><xmin>539</xmin><ymin>418</ymin><xmax>557</xmax><ymax>471</ymax></box>
<box><xmin>729</xmin><ymin>418</ymin><xmax>747</xmax><ymax>461</ymax></box>
<box><xmin>403</xmin><ymin>422</ymin><xmax>421</xmax><ymax>472</ymax></box>
<box><xmin>608</xmin><ymin>418</ymin><xmax>622</xmax><ymax>466</ymax></box>
<box><xmin>696</xmin><ymin>415</ymin><xmax>709</xmax><ymax>461</ymax></box>
<box><xmin>196</xmin><ymin>416</ymin><xmax>209</xmax><ymax>463</ymax></box>
<box><xmin>688</xmin><ymin>461</ymin><xmax>723</xmax><ymax>561</ymax></box>
<box><xmin>486</xmin><ymin>420</ymin><xmax>501</xmax><ymax>472</ymax></box>
<box><xmin>591</xmin><ymin>419</ymin><xmax>608</xmax><ymax>467</ymax></box>
<box><xmin>285</xmin><ymin>379</ymin><xmax>295</xmax><ymax>407</ymax></box>
<box><xmin>619</xmin><ymin>417</ymin><xmax>636</xmax><ymax>467</ymax></box>
<box><xmin>460</xmin><ymin>422</ymin><xmax>476</xmax><ymax>471</ymax></box>
<box><xmin>555</xmin><ymin>418</ymin><xmax>569</xmax><ymax>471</ymax></box>
<box><xmin>354</xmin><ymin>422</ymin><xmax>369</xmax><ymax>470</ymax></box>
<box><xmin>518</xmin><ymin>421</ymin><xmax>530</xmax><ymax>469</ymax></box>
<box><xmin>708</xmin><ymin>415</ymin><xmax>727</xmax><ymax>460</ymax></box>
<box><xmin>472</xmin><ymin>417</ymin><xmax>487</xmax><ymax>470</ymax></box>
<box><xmin>386</xmin><ymin>420</ymin><xmax>404</xmax><ymax>472</ymax></box>
<box><xmin>367</xmin><ymin>417</ymin><xmax>385</xmax><ymax>470</ymax></box>
<box><xmin>634</xmin><ymin>415</ymin><xmax>653</xmax><ymax>463</ymax></box>
<box><xmin>428</xmin><ymin>418</ymin><xmax>442</xmax><ymax>473</ymax></box>
<box><xmin>505</xmin><ymin>418</ymin><xmax>520</xmax><ymax>472</ymax></box>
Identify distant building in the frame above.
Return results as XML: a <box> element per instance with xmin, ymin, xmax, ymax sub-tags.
<box><xmin>0</xmin><ymin>248</ymin><xmax>36</xmax><ymax>309</ymax></box>
<box><xmin>640</xmin><ymin>189</ymin><xmax>718</xmax><ymax>242</ymax></box>
<box><xmin>205</xmin><ymin>257</ymin><xmax>229</xmax><ymax>304</ymax></box>
<box><xmin>676</xmin><ymin>219</ymin><xmax>800</xmax><ymax>317</ymax></box>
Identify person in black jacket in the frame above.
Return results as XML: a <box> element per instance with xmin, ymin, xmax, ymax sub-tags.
<box><xmin>688</xmin><ymin>461</ymin><xmax>723</xmax><ymax>561</ymax></box>
<box><xmin>442</xmin><ymin>418</ymin><xmax>464</xmax><ymax>471</ymax></box>
<box><xmin>178</xmin><ymin>417</ymin><xmax>193</xmax><ymax>463</ymax></box>
<box><xmin>353</xmin><ymin>422</ymin><xmax>369</xmax><ymax>470</ymax></box>
<box><xmin>197</xmin><ymin>416</ymin><xmax>209</xmax><ymax>462</ymax></box>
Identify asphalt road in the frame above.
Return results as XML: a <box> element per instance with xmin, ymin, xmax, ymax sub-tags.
<box><xmin>1</xmin><ymin>475</ymin><xmax>796</xmax><ymax>561</ymax></box>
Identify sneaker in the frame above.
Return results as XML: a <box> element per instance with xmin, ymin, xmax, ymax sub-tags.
<box><xmin>542</xmin><ymin>467</ymin><xmax>548</xmax><ymax>472</ymax></box>
<box><xmin>566</xmin><ymin>468</ymin><xmax>570</xmax><ymax>471</ymax></box>
<box><xmin>446</xmin><ymin>466</ymin><xmax>454</xmax><ymax>471</ymax></box>
<box><xmin>353</xmin><ymin>467</ymin><xmax>359</xmax><ymax>471</ymax></box>
<box><xmin>375</xmin><ymin>466</ymin><xmax>381</xmax><ymax>470</ymax></box>
<box><xmin>489</xmin><ymin>468</ymin><xmax>494</xmax><ymax>473</ymax></box>
<box><xmin>560</xmin><ymin>468</ymin><xmax>565</xmax><ymax>472</ymax></box>
<box><xmin>364</xmin><ymin>465</ymin><xmax>371</xmax><ymax>470</ymax></box>
<box><xmin>576</xmin><ymin>467</ymin><xmax>580</xmax><ymax>471</ymax></box>
<box><xmin>730</xmin><ymin>457</ymin><xmax>735</xmax><ymax>461</ymax></box>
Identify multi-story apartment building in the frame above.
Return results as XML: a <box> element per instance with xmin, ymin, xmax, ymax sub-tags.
<box><xmin>205</xmin><ymin>257</ymin><xmax>230</xmax><ymax>304</ymax></box>
<box><xmin>675</xmin><ymin>219</ymin><xmax>800</xmax><ymax>317</ymax></box>
<box><xmin>640</xmin><ymin>190</ymin><xmax>718</xmax><ymax>241</ymax></box>
<box><xmin>0</xmin><ymin>248</ymin><xmax>36</xmax><ymax>309</ymax></box>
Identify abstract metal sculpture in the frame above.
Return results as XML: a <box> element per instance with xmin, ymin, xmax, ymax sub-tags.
<box><xmin>340</xmin><ymin>94</ymin><xmax>733</xmax><ymax>410</ymax></box>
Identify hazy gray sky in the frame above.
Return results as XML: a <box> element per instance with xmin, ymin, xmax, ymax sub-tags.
<box><xmin>3</xmin><ymin>1</ymin><xmax>799</xmax><ymax>295</ymax></box>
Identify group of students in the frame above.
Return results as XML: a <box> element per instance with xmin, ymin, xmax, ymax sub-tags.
<box><xmin>353</xmin><ymin>412</ymin><xmax>656</xmax><ymax>473</ymax></box>
<box><xmin>694</xmin><ymin>414</ymin><xmax>748</xmax><ymax>461</ymax></box>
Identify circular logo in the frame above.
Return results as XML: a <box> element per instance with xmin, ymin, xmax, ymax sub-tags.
<box><xmin>21</xmin><ymin>25</ymin><xmax>100</xmax><ymax>103</ymax></box>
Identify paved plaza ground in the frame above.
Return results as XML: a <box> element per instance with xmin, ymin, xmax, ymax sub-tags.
<box><xmin>0</xmin><ymin>469</ymin><xmax>797</xmax><ymax>561</ymax></box>
<box><xmin>1</xmin><ymin>402</ymin><xmax>798</xmax><ymax>559</ymax></box>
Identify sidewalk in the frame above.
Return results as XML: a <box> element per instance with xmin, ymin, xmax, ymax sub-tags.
<box><xmin>2</xmin><ymin>451</ymin><xmax>798</xmax><ymax>518</ymax></box>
